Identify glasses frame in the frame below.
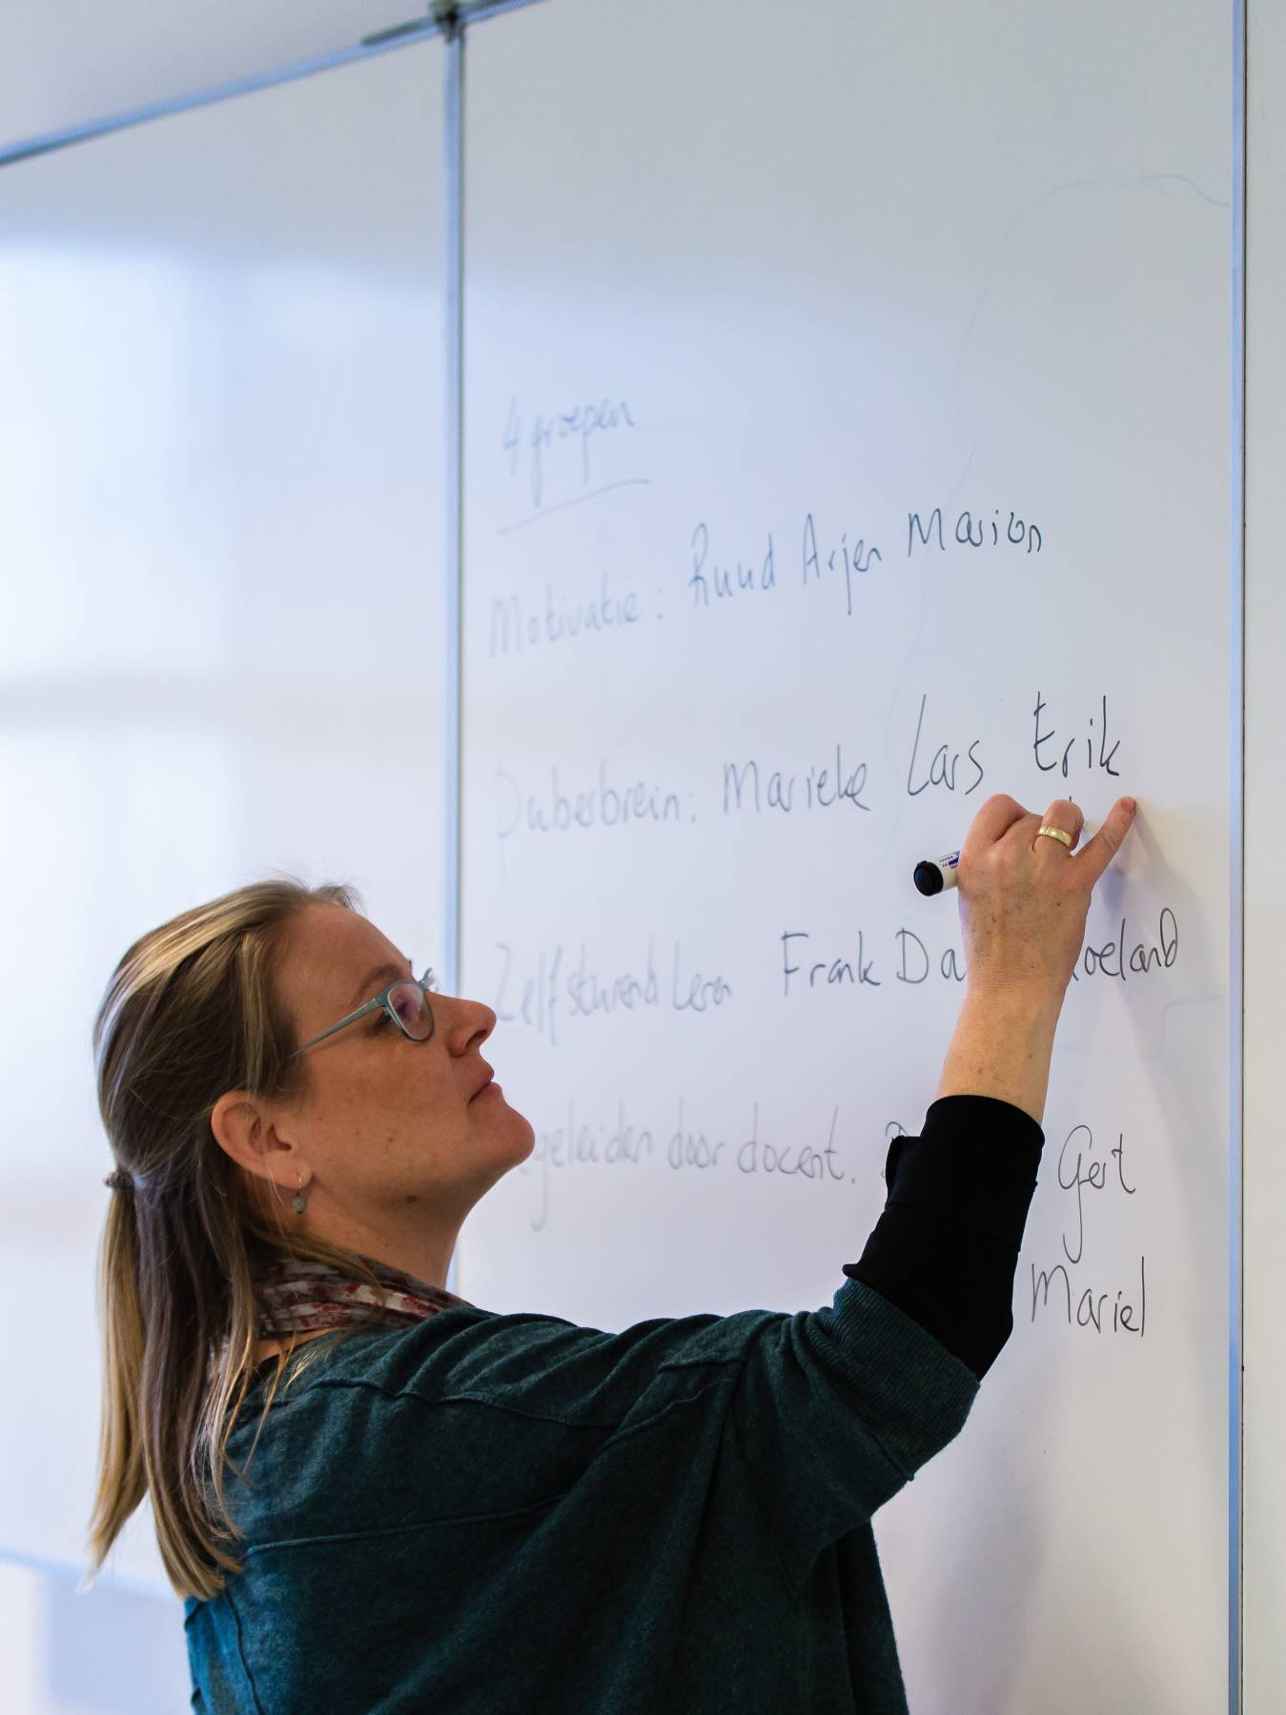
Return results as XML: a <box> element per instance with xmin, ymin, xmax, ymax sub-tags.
<box><xmin>290</xmin><ymin>968</ymin><xmax>437</xmax><ymax>1059</ymax></box>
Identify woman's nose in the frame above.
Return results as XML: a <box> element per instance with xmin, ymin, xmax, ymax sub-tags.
<box><xmin>441</xmin><ymin>994</ymin><xmax>496</xmax><ymax>1054</ymax></box>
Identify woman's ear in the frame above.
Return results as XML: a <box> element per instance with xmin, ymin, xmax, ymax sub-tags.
<box><xmin>210</xmin><ymin>1091</ymin><xmax>302</xmax><ymax>1199</ymax></box>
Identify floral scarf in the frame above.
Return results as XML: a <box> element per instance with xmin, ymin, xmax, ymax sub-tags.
<box><xmin>253</xmin><ymin>1252</ymin><xmax>474</xmax><ymax>1341</ymax></box>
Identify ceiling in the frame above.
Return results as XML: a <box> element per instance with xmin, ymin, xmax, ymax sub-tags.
<box><xmin>2</xmin><ymin>2</ymin><xmax>428</xmax><ymax>155</ymax></box>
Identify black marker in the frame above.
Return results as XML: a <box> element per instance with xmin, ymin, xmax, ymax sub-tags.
<box><xmin>913</xmin><ymin>851</ymin><xmax>960</xmax><ymax>896</ymax></box>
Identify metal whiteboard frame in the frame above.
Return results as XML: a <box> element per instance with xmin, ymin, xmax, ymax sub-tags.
<box><xmin>442</xmin><ymin>13</ymin><xmax>466</xmax><ymax>1012</ymax></box>
<box><xmin>440</xmin><ymin>14</ymin><xmax>466</xmax><ymax>1298</ymax></box>
<box><xmin>1229</xmin><ymin>1</ymin><xmax>1247</xmax><ymax>1709</ymax></box>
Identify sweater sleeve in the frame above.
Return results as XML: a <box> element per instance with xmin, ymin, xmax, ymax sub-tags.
<box><xmin>843</xmin><ymin>1093</ymin><xmax>1045</xmax><ymax>1378</ymax></box>
<box><xmin>724</xmin><ymin>1276</ymin><xmax>978</xmax><ymax>1595</ymax></box>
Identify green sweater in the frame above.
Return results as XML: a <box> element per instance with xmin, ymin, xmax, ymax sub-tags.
<box><xmin>185</xmin><ymin>1277</ymin><xmax>978</xmax><ymax>1713</ymax></box>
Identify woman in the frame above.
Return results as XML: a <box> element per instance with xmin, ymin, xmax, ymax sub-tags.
<box><xmin>88</xmin><ymin>790</ymin><xmax>1136</xmax><ymax>1714</ymax></box>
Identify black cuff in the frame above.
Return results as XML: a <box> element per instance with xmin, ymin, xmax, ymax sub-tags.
<box><xmin>844</xmin><ymin>1095</ymin><xmax>1045</xmax><ymax>1379</ymax></box>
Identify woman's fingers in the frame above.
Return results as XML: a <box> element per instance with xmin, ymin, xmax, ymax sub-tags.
<box><xmin>1030</xmin><ymin>798</ymin><xmax>1086</xmax><ymax>858</ymax></box>
<box><xmin>1071</xmin><ymin>797</ymin><xmax>1139</xmax><ymax>888</ymax></box>
<box><xmin>954</xmin><ymin>791</ymin><xmax>1139</xmax><ymax>1003</ymax></box>
<box><xmin>962</xmin><ymin>793</ymin><xmax>1035</xmax><ymax>857</ymax></box>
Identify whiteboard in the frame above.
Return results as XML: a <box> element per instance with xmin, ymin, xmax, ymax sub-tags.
<box><xmin>456</xmin><ymin>3</ymin><xmax>1235</xmax><ymax>1711</ymax></box>
<box><xmin>0</xmin><ymin>40</ymin><xmax>446</xmax><ymax>1594</ymax></box>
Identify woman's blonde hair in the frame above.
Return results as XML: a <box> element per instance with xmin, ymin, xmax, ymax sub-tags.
<box><xmin>86</xmin><ymin>876</ymin><xmax>392</xmax><ymax>1602</ymax></box>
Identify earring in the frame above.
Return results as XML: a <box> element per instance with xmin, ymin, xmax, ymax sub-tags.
<box><xmin>291</xmin><ymin>1174</ymin><xmax>308</xmax><ymax>1216</ymax></box>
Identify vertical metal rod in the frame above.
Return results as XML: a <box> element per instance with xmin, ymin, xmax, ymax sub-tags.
<box><xmin>1229</xmin><ymin>0</ymin><xmax>1246</xmax><ymax>1709</ymax></box>
<box><xmin>442</xmin><ymin>15</ymin><xmax>465</xmax><ymax>1295</ymax></box>
<box><xmin>443</xmin><ymin>19</ymin><xmax>464</xmax><ymax>1000</ymax></box>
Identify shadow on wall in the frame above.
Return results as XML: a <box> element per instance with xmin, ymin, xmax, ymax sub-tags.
<box><xmin>1</xmin><ymin>1560</ymin><xmax>190</xmax><ymax>1715</ymax></box>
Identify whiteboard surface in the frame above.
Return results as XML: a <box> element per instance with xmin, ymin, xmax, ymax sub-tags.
<box><xmin>0</xmin><ymin>44</ymin><xmax>445</xmax><ymax>1593</ymax></box>
<box><xmin>456</xmin><ymin>3</ymin><xmax>1234</xmax><ymax>1711</ymax></box>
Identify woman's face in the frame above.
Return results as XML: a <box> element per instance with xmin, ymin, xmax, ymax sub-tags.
<box><xmin>216</xmin><ymin>902</ymin><xmax>534</xmax><ymax>1277</ymax></box>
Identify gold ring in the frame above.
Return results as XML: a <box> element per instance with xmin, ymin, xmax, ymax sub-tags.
<box><xmin>1036</xmin><ymin>825</ymin><xmax>1073</xmax><ymax>849</ymax></box>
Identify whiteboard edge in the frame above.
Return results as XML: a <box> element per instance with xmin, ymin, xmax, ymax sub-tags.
<box><xmin>1229</xmin><ymin>0</ymin><xmax>1246</xmax><ymax>1709</ymax></box>
<box><xmin>443</xmin><ymin>22</ymin><xmax>465</xmax><ymax>1300</ymax></box>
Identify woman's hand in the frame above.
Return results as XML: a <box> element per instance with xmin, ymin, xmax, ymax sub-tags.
<box><xmin>956</xmin><ymin>793</ymin><xmax>1139</xmax><ymax>1006</ymax></box>
<box><xmin>935</xmin><ymin>793</ymin><xmax>1139</xmax><ymax>1123</ymax></box>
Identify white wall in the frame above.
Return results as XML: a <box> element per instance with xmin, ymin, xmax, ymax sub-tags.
<box><xmin>0</xmin><ymin>1562</ymin><xmax>186</xmax><ymax>1715</ymax></box>
<box><xmin>0</xmin><ymin>37</ymin><xmax>445</xmax><ymax>1712</ymax></box>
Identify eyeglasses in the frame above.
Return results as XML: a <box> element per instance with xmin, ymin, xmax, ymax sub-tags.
<box><xmin>290</xmin><ymin>968</ymin><xmax>438</xmax><ymax>1058</ymax></box>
